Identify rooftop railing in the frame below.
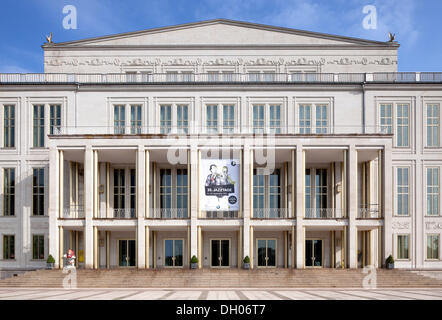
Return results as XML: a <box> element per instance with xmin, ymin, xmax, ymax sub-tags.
<box><xmin>1</xmin><ymin>72</ymin><xmax>441</xmax><ymax>84</ymax></box>
<box><xmin>51</xmin><ymin>125</ymin><xmax>390</xmax><ymax>136</ymax></box>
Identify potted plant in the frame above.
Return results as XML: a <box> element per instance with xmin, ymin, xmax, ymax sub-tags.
<box><xmin>190</xmin><ymin>255</ymin><xmax>199</xmax><ymax>269</ymax></box>
<box><xmin>386</xmin><ymin>255</ymin><xmax>394</xmax><ymax>269</ymax></box>
<box><xmin>46</xmin><ymin>254</ymin><xmax>55</xmax><ymax>269</ymax></box>
<box><xmin>243</xmin><ymin>256</ymin><xmax>250</xmax><ymax>269</ymax></box>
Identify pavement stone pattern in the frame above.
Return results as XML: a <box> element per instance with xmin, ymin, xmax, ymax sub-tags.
<box><xmin>0</xmin><ymin>288</ymin><xmax>442</xmax><ymax>300</ymax></box>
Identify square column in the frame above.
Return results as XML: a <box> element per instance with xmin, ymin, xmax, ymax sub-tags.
<box><xmin>190</xmin><ymin>146</ymin><xmax>199</xmax><ymax>259</ymax></box>
<box><xmin>48</xmin><ymin>147</ymin><xmax>59</xmax><ymax>268</ymax></box>
<box><xmin>136</xmin><ymin>147</ymin><xmax>146</xmax><ymax>268</ymax></box>
<box><xmin>58</xmin><ymin>226</ymin><xmax>64</xmax><ymax>269</ymax></box>
<box><xmin>295</xmin><ymin>147</ymin><xmax>304</xmax><ymax>268</ymax></box>
<box><xmin>242</xmin><ymin>147</ymin><xmax>252</xmax><ymax>259</ymax></box>
<box><xmin>84</xmin><ymin>146</ymin><xmax>94</xmax><ymax>269</ymax></box>
<box><xmin>382</xmin><ymin>144</ymin><xmax>393</xmax><ymax>265</ymax></box>
<box><xmin>197</xmin><ymin>226</ymin><xmax>202</xmax><ymax>269</ymax></box>
<box><xmin>348</xmin><ymin>145</ymin><xmax>358</xmax><ymax>268</ymax></box>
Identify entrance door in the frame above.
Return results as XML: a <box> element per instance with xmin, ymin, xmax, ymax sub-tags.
<box><xmin>257</xmin><ymin>239</ymin><xmax>277</xmax><ymax>267</ymax></box>
<box><xmin>211</xmin><ymin>239</ymin><xmax>230</xmax><ymax>267</ymax></box>
<box><xmin>305</xmin><ymin>239</ymin><xmax>323</xmax><ymax>267</ymax></box>
<box><xmin>118</xmin><ymin>240</ymin><xmax>136</xmax><ymax>267</ymax></box>
<box><xmin>164</xmin><ymin>239</ymin><xmax>184</xmax><ymax>267</ymax></box>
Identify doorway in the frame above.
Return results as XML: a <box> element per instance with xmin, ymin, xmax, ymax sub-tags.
<box><xmin>305</xmin><ymin>239</ymin><xmax>323</xmax><ymax>267</ymax></box>
<box><xmin>257</xmin><ymin>239</ymin><xmax>277</xmax><ymax>267</ymax></box>
<box><xmin>164</xmin><ymin>239</ymin><xmax>184</xmax><ymax>267</ymax></box>
<box><xmin>210</xmin><ymin>239</ymin><xmax>230</xmax><ymax>267</ymax></box>
<box><xmin>118</xmin><ymin>239</ymin><xmax>136</xmax><ymax>267</ymax></box>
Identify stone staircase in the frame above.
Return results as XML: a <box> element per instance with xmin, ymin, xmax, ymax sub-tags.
<box><xmin>1</xmin><ymin>268</ymin><xmax>441</xmax><ymax>288</ymax></box>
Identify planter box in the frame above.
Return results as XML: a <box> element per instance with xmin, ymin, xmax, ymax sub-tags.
<box><xmin>46</xmin><ymin>263</ymin><xmax>54</xmax><ymax>270</ymax></box>
<box><xmin>191</xmin><ymin>263</ymin><xmax>198</xmax><ymax>269</ymax></box>
<box><xmin>387</xmin><ymin>263</ymin><xmax>394</xmax><ymax>269</ymax></box>
<box><xmin>243</xmin><ymin>263</ymin><xmax>250</xmax><ymax>269</ymax></box>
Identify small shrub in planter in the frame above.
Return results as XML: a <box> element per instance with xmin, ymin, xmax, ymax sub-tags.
<box><xmin>243</xmin><ymin>256</ymin><xmax>250</xmax><ymax>269</ymax></box>
<box><xmin>46</xmin><ymin>254</ymin><xmax>55</xmax><ymax>269</ymax></box>
<box><xmin>386</xmin><ymin>255</ymin><xmax>394</xmax><ymax>269</ymax></box>
<box><xmin>190</xmin><ymin>255</ymin><xmax>199</xmax><ymax>269</ymax></box>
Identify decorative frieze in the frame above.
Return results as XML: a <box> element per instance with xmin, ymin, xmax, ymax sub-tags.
<box><xmin>392</xmin><ymin>221</ymin><xmax>410</xmax><ymax>229</ymax></box>
<box><xmin>426</xmin><ymin>222</ymin><xmax>442</xmax><ymax>230</ymax></box>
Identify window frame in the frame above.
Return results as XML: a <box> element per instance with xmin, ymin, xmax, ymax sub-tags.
<box><xmin>3</xmin><ymin>104</ymin><xmax>15</xmax><ymax>148</ymax></box>
<box><xmin>425</xmin><ymin>103</ymin><xmax>440</xmax><ymax>148</ymax></box>
<box><xmin>426</xmin><ymin>234</ymin><xmax>440</xmax><ymax>261</ymax></box>
<box><xmin>251</xmin><ymin>103</ymin><xmax>283</xmax><ymax>134</ymax></box>
<box><xmin>156</xmin><ymin>166</ymin><xmax>189</xmax><ymax>218</ymax></box>
<box><xmin>395</xmin><ymin>166</ymin><xmax>410</xmax><ymax>217</ymax></box>
<box><xmin>32</xmin><ymin>234</ymin><xmax>45</xmax><ymax>260</ymax></box>
<box><xmin>396</xmin><ymin>234</ymin><xmax>410</xmax><ymax>260</ymax></box>
<box><xmin>158</xmin><ymin>103</ymin><xmax>191</xmax><ymax>134</ymax></box>
<box><xmin>3</xmin><ymin>168</ymin><xmax>15</xmax><ymax>216</ymax></box>
<box><xmin>252</xmin><ymin>167</ymin><xmax>283</xmax><ymax>218</ymax></box>
<box><xmin>426</xmin><ymin>167</ymin><xmax>440</xmax><ymax>216</ymax></box>
<box><xmin>3</xmin><ymin>234</ymin><xmax>15</xmax><ymax>260</ymax></box>
<box><xmin>110</xmin><ymin>167</ymin><xmax>137</xmax><ymax>218</ymax></box>
<box><xmin>32</xmin><ymin>167</ymin><xmax>45</xmax><ymax>216</ymax></box>
<box><xmin>377</xmin><ymin>101</ymin><xmax>413</xmax><ymax>149</ymax></box>
<box><xmin>297</xmin><ymin>103</ymin><xmax>330</xmax><ymax>134</ymax></box>
<box><xmin>29</xmin><ymin>100</ymin><xmax>64</xmax><ymax>149</ymax></box>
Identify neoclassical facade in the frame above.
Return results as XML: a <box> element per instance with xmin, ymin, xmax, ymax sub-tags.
<box><xmin>0</xmin><ymin>19</ymin><xmax>441</xmax><ymax>270</ymax></box>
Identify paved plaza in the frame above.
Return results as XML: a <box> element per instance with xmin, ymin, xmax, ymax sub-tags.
<box><xmin>0</xmin><ymin>288</ymin><xmax>441</xmax><ymax>300</ymax></box>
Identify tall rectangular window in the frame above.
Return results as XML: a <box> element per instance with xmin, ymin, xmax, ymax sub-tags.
<box><xmin>4</xmin><ymin>105</ymin><xmax>15</xmax><ymax>147</ymax></box>
<box><xmin>114</xmin><ymin>105</ymin><xmax>125</xmax><ymax>134</ymax></box>
<box><xmin>380</xmin><ymin>103</ymin><xmax>392</xmax><ymax>134</ymax></box>
<box><xmin>427</xmin><ymin>167</ymin><xmax>439</xmax><ymax>216</ymax></box>
<box><xmin>33</xmin><ymin>104</ymin><xmax>45</xmax><ymax>147</ymax></box>
<box><xmin>427</xmin><ymin>104</ymin><xmax>440</xmax><ymax>147</ymax></box>
<box><xmin>299</xmin><ymin>104</ymin><xmax>311</xmax><ymax>134</ymax></box>
<box><xmin>253</xmin><ymin>105</ymin><xmax>264</xmax><ymax>134</ymax></box>
<box><xmin>269</xmin><ymin>105</ymin><xmax>281</xmax><ymax>134</ymax></box>
<box><xmin>397</xmin><ymin>167</ymin><xmax>409</xmax><ymax>216</ymax></box>
<box><xmin>177</xmin><ymin>104</ymin><xmax>188</xmax><ymax>134</ymax></box>
<box><xmin>160</xmin><ymin>105</ymin><xmax>172</xmax><ymax>134</ymax></box>
<box><xmin>3</xmin><ymin>168</ymin><xmax>15</xmax><ymax>216</ymax></box>
<box><xmin>49</xmin><ymin>104</ymin><xmax>61</xmax><ymax>135</ymax></box>
<box><xmin>315</xmin><ymin>169</ymin><xmax>328</xmax><ymax>210</ymax></box>
<box><xmin>223</xmin><ymin>105</ymin><xmax>235</xmax><ymax>134</ymax></box>
<box><xmin>113</xmin><ymin>169</ymin><xmax>126</xmax><ymax>217</ymax></box>
<box><xmin>305</xmin><ymin>169</ymin><xmax>311</xmax><ymax>212</ymax></box>
<box><xmin>32</xmin><ymin>235</ymin><xmax>44</xmax><ymax>260</ymax></box>
<box><xmin>206</xmin><ymin>105</ymin><xmax>218</xmax><ymax>133</ymax></box>
<box><xmin>3</xmin><ymin>235</ymin><xmax>14</xmax><ymax>260</ymax></box>
<box><xmin>253</xmin><ymin>170</ymin><xmax>265</xmax><ymax>216</ymax></box>
<box><xmin>176</xmin><ymin>169</ymin><xmax>188</xmax><ymax>217</ymax></box>
<box><xmin>397</xmin><ymin>235</ymin><xmax>409</xmax><ymax>259</ymax></box>
<box><xmin>32</xmin><ymin>168</ymin><xmax>44</xmax><ymax>216</ymax></box>
<box><xmin>160</xmin><ymin>169</ymin><xmax>172</xmax><ymax>214</ymax></box>
<box><xmin>396</xmin><ymin>104</ymin><xmax>409</xmax><ymax>147</ymax></box>
<box><xmin>130</xmin><ymin>169</ymin><xmax>136</xmax><ymax>217</ymax></box>
<box><xmin>315</xmin><ymin>104</ymin><xmax>328</xmax><ymax>133</ymax></box>
<box><xmin>269</xmin><ymin>169</ymin><xmax>281</xmax><ymax>216</ymax></box>
<box><xmin>130</xmin><ymin>105</ymin><xmax>142</xmax><ymax>134</ymax></box>
<box><xmin>427</xmin><ymin>235</ymin><xmax>439</xmax><ymax>260</ymax></box>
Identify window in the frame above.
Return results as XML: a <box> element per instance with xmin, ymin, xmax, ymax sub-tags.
<box><xmin>223</xmin><ymin>105</ymin><xmax>235</xmax><ymax>134</ymax></box>
<box><xmin>253</xmin><ymin>169</ymin><xmax>282</xmax><ymax>218</ymax></box>
<box><xmin>4</xmin><ymin>105</ymin><xmax>15</xmax><ymax>147</ymax></box>
<box><xmin>114</xmin><ymin>105</ymin><xmax>125</xmax><ymax>134</ymax></box>
<box><xmin>177</xmin><ymin>105</ymin><xmax>188</xmax><ymax>134</ymax></box>
<box><xmin>32</xmin><ymin>168</ymin><xmax>45</xmax><ymax>216</ymax></box>
<box><xmin>315</xmin><ymin>105</ymin><xmax>328</xmax><ymax>133</ymax></box>
<box><xmin>33</xmin><ymin>104</ymin><xmax>45</xmax><ymax>147</ymax></box>
<box><xmin>427</xmin><ymin>167</ymin><xmax>439</xmax><ymax>216</ymax></box>
<box><xmin>160</xmin><ymin>169</ymin><xmax>172</xmax><ymax>215</ymax></box>
<box><xmin>396</xmin><ymin>104</ymin><xmax>409</xmax><ymax>147</ymax></box>
<box><xmin>305</xmin><ymin>168</ymin><xmax>330</xmax><ymax>218</ymax></box>
<box><xmin>3</xmin><ymin>235</ymin><xmax>14</xmax><ymax>260</ymax></box>
<box><xmin>427</xmin><ymin>104</ymin><xmax>440</xmax><ymax>147</ymax></box>
<box><xmin>427</xmin><ymin>235</ymin><xmax>439</xmax><ymax>260</ymax></box>
<box><xmin>130</xmin><ymin>105</ymin><xmax>142</xmax><ymax>134</ymax></box>
<box><xmin>32</xmin><ymin>235</ymin><xmax>44</xmax><ymax>260</ymax></box>
<box><xmin>253</xmin><ymin>105</ymin><xmax>264</xmax><ymax>134</ymax></box>
<box><xmin>206</xmin><ymin>105</ymin><xmax>218</xmax><ymax>133</ymax></box>
<box><xmin>113</xmin><ymin>169</ymin><xmax>126</xmax><ymax>217</ymax></box>
<box><xmin>176</xmin><ymin>169</ymin><xmax>188</xmax><ymax>218</ymax></box>
<box><xmin>380</xmin><ymin>104</ymin><xmax>392</xmax><ymax>134</ymax></box>
<box><xmin>269</xmin><ymin>105</ymin><xmax>281</xmax><ymax>134</ymax></box>
<box><xmin>3</xmin><ymin>168</ymin><xmax>15</xmax><ymax>216</ymax></box>
<box><xmin>397</xmin><ymin>167</ymin><xmax>409</xmax><ymax>216</ymax></box>
<box><xmin>299</xmin><ymin>104</ymin><xmax>311</xmax><ymax>134</ymax></box>
<box><xmin>397</xmin><ymin>235</ymin><xmax>409</xmax><ymax>259</ymax></box>
<box><xmin>130</xmin><ymin>169</ymin><xmax>136</xmax><ymax>217</ymax></box>
<box><xmin>160</xmin><ymin>105</ymin><xmax>172</xmax><ymax>134</ymax></box>
<box><xmin>49</xmin><ymin>104</ymin><xmax>61</xmax><ymax>135</ymax></box>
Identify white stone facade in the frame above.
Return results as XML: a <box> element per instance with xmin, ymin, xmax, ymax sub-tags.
<box><xmin>0</xmin><ymin>19</ymin><xmax>441</xmax><ymax>271</ymax></box>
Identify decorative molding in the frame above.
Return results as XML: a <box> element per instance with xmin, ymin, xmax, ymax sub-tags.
<box><xmin>425</xmin><ymin>222</ymin><xmax>442</xmax><ymax>230</ymax></box>
<box><xmin>44</xmin><ymin>56</ymin><xmax>398</xmax><ymax>68</ymax></box>
<box><xmin>392</xmin><ymin>221</ymin><xmax>410</xmax><ymax>229</ymax></box>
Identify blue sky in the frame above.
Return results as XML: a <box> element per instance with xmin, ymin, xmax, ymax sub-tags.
<box><xmin>0</xmin><ymin>0</ymin><xmax>441</xmax><ymax>73</ymax></box>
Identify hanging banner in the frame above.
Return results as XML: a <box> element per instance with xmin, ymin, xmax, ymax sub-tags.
<box><xmin>200</xmin><ymin>159</ymin><xmax>240</xmax><ymax>211</ymax></box>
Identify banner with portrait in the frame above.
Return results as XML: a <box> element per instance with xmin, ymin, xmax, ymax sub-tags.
<box><xmin>200</xmin><ymin>159</ymin><xmax>240</xmax><ymax>211</ymax></box>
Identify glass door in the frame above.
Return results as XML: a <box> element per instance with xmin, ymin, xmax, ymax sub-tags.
<box><xmin>305</xmin><ymin>239</ymin><xmax>323</xmax><ymax>267</ymax></box>
<box><xmin>118</xmin><ymin>240</ymin><xmax>136</xmax><ymax>267</ymax></box>
<box><xmin>257</xmin><ymin>239</ymin><xmax>277</xmax><ymax>267</ymax></box>
<box><xmin>164</xmin><ymin>239</ymin><xmax>184</xmax><ymax>267</ymax></box>
<box><xmin>211</xmin><ymin>239</ymin><xmax>230</xmax><ymax>267</ymax></box>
